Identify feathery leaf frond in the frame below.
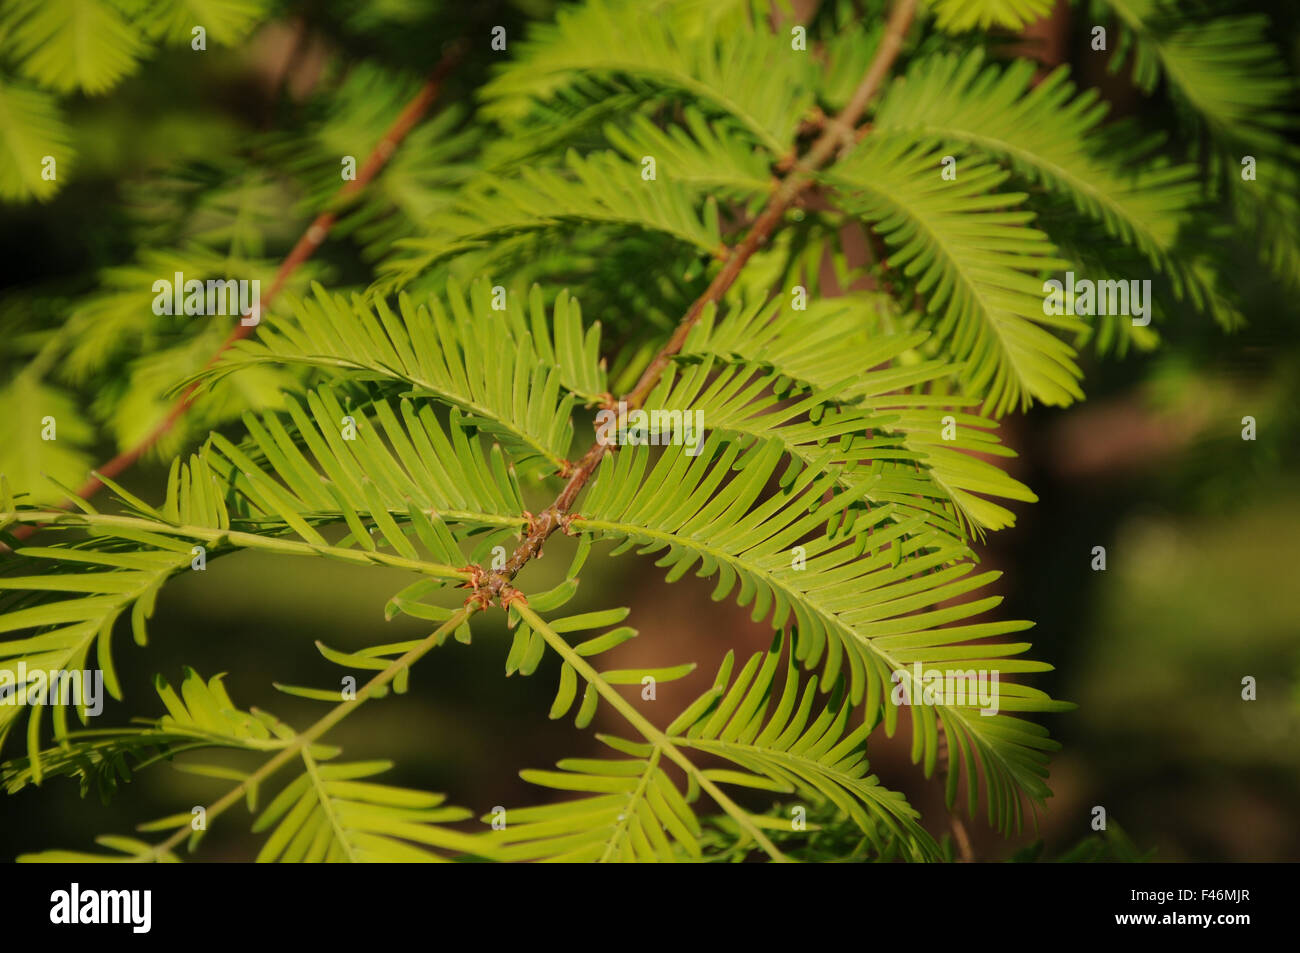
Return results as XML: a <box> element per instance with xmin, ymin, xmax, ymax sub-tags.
<box><xmin>1096</xmin><ymin>0</ymin><xmax>1300</xmax><ymax>292</ymax></box>
<box><xmin>0</xmin><ymin>79</ymin><xmax>72</xmax><ymax>202</ymax></box>
<box><xmin>383</xmin><ymin>151</ymin><xmax>722</xmax><ymax>287</ymax></box>
<box><xmin>492</xmin><ymin>632</ymin><xmax>939</xmax><ymax>861</ymax></box>
<box><xmin>251</xmin><ymin>757</ymin><xmax>486</xmax><ymax>863</ymax></box>
<box><xmin>0</xmin><ymin>375</ymin><xmax>95</xmax><ymax>502</ymax></box>
<box><xmin>196</xmin><ymin>387</ymin><xmax>529</xmax><ymax>558</ymax></box>
<box><xmin>1</xmin><ymin>0</ymin><xmax>145</xmax><ymax>95</ymax></box>
<box><xmin>18</xmin><ymin>835</ymin><xmax>180</xmax><ymax>863</ymax></box>
<box><xmin>2</xmin><ymin>667</ymin><xmax>288</xmax><ymax>796</ymax></box>
<box><xmin>146</xmin><ymin>0</ymin><xmax>268</xmax><ymax>46</ymax></box>
<box><xmin>930</xmin><ymin>0</ymin><xmax>1052</xmax><ymax>33</ymax></box>
<box><xmin>481</xmin><ymin>0</ymin><xmax>816</xmax><ymax>153</ymax></box>
<box><xmin>1099</xmin><ymin>0</ymin><xmax>1293</xmax><ymax>148</ymax></box>
<box><xmin>675</xmin><ymin>294</ymin><xmax>1037</xmax><ymax>534</ymax></box>
<box><xmin>505</xmin><ymin>600</ymin><xmax>693</xmax><ymax>729</ymax></box>
<box><xmin>605</xmin><ymin>108</ymin><xmax>774</xmax><ymax>207</ymax></box>
<box><xmin>12</xmin><ymin>669</ymin><xmax>488</xmax><ymax>862</ymax></box>
<box><xmin>872</xmin><ymin>52</ymin><xmax>1203</xmax><ymax>287</ymax></box>
<box><xmin>207</xmin><ymin>283</ymin><xmax>603</xmax><ymax>474</ymax></box>
<box><xmin>0</xmin><ymin>386</ymin><xmax>510</xmax><ymax>756</ymax></box>
<box><xmin>571</xmin><ymin>436</ymin><xmax>1069</xmax><ymax>830</ymax></box>
<box><xmin>826</xmin><ymin>138</ymin><xmax>1083</xmax><ymax>415</ymax></box>
<box><xmin>0</xmin><ymin>537</ymin><xmax>194</xmax><ymax>761</ymax></box>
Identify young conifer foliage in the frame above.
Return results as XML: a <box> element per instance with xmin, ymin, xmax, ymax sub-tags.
<box><xmin>0</xmin><ymin>0</ymin><xmax>1295</xmax><ymax>862</ymax></box>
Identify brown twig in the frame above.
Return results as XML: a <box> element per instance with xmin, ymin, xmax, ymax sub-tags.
<box><xmin>9</xmin><ymin>43</ymin><xmax>464</xmax><ymax>544</ymax></box>
<box><xmin>263</xmin><ymin>16</ymin><xmax>311</xmax><ymax>129</ymax></box>
<box><xmin>950</xmin><ymin>814</ymin><xmax>976</xmax><ymax>862</ymax></box>
<box><xmin>481</xmin><ymin>0</ymin><xmax>919</xmax><ymax>603</ymax></box>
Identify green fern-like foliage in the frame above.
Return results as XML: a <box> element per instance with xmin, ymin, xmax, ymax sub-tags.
<box><xmin>11</xmin><ymin>669</ymin><xmax>491</xmax><ymax>862</ymax></box>
<box><xmin>2</xmin><ymin>0</ymin><xmax>1295</xmax><ymax>861</ymax></box>
<box><xmin>0</xmin><ymin>0</ymin><xmax>269</xmax><ymax>199</ymax></box>
<box><xmin>493</xmin><ymin>632</ymin><xmax>938</xmax><ymax>862</ymax></box>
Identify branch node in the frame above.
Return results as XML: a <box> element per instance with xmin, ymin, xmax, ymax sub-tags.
<box><xmin>499</xmin><ymin>586</ymin><xmax>529</xmax><ymax>612</ymax></box>
<box><xmin>796</xmin><ymin>106</ymin><xmax>827</xmax><ymax>138</ymax></box>
<box><xmin>457</xmin><ymin>562</ymin><xmax>486</xmax><ymax>592</ymax></box>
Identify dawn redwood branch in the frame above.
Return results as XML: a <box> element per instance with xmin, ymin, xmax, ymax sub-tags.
<box><xmin>9</xmin><ymin>43</ymin><xmax>465</xmax><ymax>545</ymax></box>
<box><xmin>483</xmin><ymin>0</ymin><xmax>919</xmax><ymax>600</ymax></box>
